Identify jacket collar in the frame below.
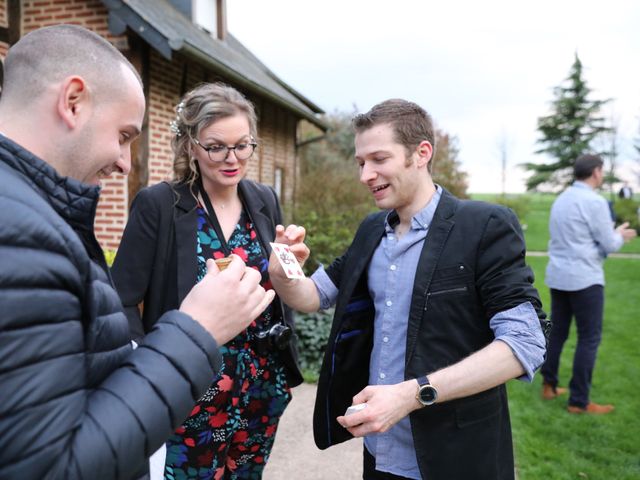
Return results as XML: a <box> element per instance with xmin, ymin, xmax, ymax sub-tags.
<box><xmin>173</xmin><ymin>179</ymin><xmax>272</xmax><ymax>245</ymax></box>
<box><xmin>238</xmin><ymin>180</ymin><xmax>272</xmax><ymax>251</ymax></box>
<box><xmin>171</xmin><ymin>178</ymin><xmax>273</xmax><ymax>302</ymax></box>
<box><xmin>0</xmin><ymin>134</ymin><xmax>100</xmax><ymax>232</ymax></box>
<box><xmin>405</xmin><ymin>187</ymin><xmax>458</xmax><ymax>363</ymax></box>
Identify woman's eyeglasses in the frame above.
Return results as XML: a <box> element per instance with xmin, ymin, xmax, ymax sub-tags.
<box><xmin>192</xmin><ymin>138</ymin><xmax>257</xmax><ymax>162</ymax></box>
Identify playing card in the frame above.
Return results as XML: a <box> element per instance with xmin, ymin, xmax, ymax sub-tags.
<box><xmin>270</xmin><ymin>242</ymin><xmax>305</xmax><ymax>279</ymax></box>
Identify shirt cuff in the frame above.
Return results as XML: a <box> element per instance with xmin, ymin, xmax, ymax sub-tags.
<box><xmin>310</xmin><ymin>265</ymin><xmax>339</xmax><ymax>310</ymax></box>
<box><xmin>490</xmin><ymin>302</ymin><xmax>546</xmax><ymax>382</ymax></box>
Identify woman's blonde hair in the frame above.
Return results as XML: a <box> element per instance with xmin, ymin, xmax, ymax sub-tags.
<box><xmin>170</xmin><ymin>82</ymin><xmax>258</xmax><ymax>186</ymax></box>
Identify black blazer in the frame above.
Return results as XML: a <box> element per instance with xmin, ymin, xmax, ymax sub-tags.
<box><xmin>112</xmin><ymin>179</ymin><xmax>303</xmax><ymax>387</ymax></box>
<box><xmin>313</xmin><ymin>188</ymin><xmax>548</xmax><ymax>480</ymax></box>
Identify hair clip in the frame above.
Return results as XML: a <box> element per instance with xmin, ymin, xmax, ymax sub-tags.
<box><xmin>170</xmin><ymin>100</ymin><xmax>187</xmax><ymax>136</ymax></box>
<box><xmin>169</xmin><ymin>119</ymin><xmax>182</xmax><ymax>136</ymax></box>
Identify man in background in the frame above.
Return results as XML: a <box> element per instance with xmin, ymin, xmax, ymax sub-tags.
<box><xmin>618</xmin><ymin>181</ymin><xmax>633</xmax><ymax>199</ymax></box>
<box><xmin>0</xmin><ymin>24</ymin><xmax>273</xmax><ymax>479</ymax></box>
<box><xmin>541</xmin><ymin>154</ymin><xmax>636</xmax><ymax>413</ymax></box>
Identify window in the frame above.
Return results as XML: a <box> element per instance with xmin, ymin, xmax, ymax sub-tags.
<box><xmin>193</xmin><ymin>0</ymin><xmax>216</xmax><ymax>35</ymax></box>
<box><xmin>274</xmin><ymin>167</ymin><xmax>283</xmax><ymax>200</ymax></box>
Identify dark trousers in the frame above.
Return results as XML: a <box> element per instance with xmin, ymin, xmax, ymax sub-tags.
<box><xmin>363</xmin><ymin>447</ymin><xmax>413</xmax><ymax>480</ymax></box>
<box><xmin>541</xmin><ymin>285</ymin><xmax>604</xmax><ymax>408</ymax></box>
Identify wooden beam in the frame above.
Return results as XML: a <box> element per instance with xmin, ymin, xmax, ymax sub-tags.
<box><xmin>8</xmin><ymin>0</ymin><xmax>21</xmax><ymax>45</ymax></box>
<box><xmin>216</xmin><ymin>0</ymin><xmax>227</xmax><ymax>41</ymax></box>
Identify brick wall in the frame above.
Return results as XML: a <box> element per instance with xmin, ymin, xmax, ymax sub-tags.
<box><xmin>0</xmin><ymin>0</ymin><xmax>6</xmax><ymax>83</ymax></box>
<box><xmin>0</xmin><ymin>0</ymin><xmax>6</xmax><ymax>26</ymax></box>
<box><xmin>146</xmin><ymin>50</ymin><xmax>299</xmax><ymax>210</ymax></box>
<box><xmin>257</xmin><ymin>101</ymin><xmax>297</xmax><ymax>218</ymax></box>
<box><xmin>1</xmin><ymin>0</ymin><xmax>302</xmax><ymax>249</ymax></box>
<box><xmin>22</xmin><ymin>0</ymin><xmax>126</xmax><ymax>47</ymax></box>
<box><xmin>148</xmin><ymin>50</ymin><xmax>182</xmax><ymax>184</ymax></box>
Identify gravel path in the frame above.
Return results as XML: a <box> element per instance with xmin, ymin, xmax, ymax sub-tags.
<box><xmin>264</xmin><ymin>383</ymin><xmax>363</xmax><ymax>479</ymax></box>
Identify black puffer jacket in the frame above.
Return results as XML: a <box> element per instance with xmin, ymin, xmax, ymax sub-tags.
<box><xmin>0</xmin><ymin>135</ymin><xmax>222</xmax><ymax>480</ymax></box>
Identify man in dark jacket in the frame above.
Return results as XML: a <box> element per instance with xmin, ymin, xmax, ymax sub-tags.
<box><xmin>0</xmin><ymin>25</ymin><xmax>274</xmax><ymax>480</ymax></box>
<box><xmin>269</xmin><ymin>99</ymin><xmax>548</xmax><ymax>479</ymax></box>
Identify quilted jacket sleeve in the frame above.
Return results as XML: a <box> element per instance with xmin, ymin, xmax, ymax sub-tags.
<box><xmin>0</xmin><ymin>182</ymin><xmax>221</xmax><ymax>479</ymax></box>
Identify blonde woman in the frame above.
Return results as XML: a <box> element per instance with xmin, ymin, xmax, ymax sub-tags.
<box><xmin>112</xmin><ymin>83</ymin><xmax>302</xmax><ymax>479</ymax></box>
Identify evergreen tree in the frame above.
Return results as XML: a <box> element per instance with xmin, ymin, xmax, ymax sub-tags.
<box><xmin>524</xmin><ymin>54</ymin><xmax>610</xmax><ymax>190</ymax></box>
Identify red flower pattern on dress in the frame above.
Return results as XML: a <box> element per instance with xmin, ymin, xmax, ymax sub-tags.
<box><xmin>209</xmin><ymin>411</ymin><xmax>229</xmax><ymax>428</ymax></box>
<box><xmin>165</xmin><ymin>207</ymin><xmax>291</xmax><ymax>478</ymax></box>
<box><xmin>234</xmin><ymin>431</ymin><xmax>249</xmax><ymax>443</ymax></box>
<box><xmin>232</xmin><ymin>246</ymin><xmax>248</xmax><ymax>262</ymax></box>
<box><xmin>218</xmin><ymin>374</ymin><xmax>233</xmax><ymax>392</ymax></box>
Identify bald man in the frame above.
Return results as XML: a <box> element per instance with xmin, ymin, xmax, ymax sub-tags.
<box><xmin>0</xmin><ymin>24</ymin><xmax>274</xmax><ymax>479</ymax></box>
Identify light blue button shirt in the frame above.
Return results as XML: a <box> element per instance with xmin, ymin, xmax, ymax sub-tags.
<box><xmin>546</xmin><ymin>181</ymin><xmax>623</xmax><ymax>291</ymax></box>
<box><xmin>311</xmin><ymin>188</ymin><xmax>545</xmax><ymax>479</ymax></box>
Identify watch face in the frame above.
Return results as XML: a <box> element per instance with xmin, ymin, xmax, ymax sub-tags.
<box><xmin>419</xmin><ymin>385</ymin><xmax>437</xmax><ymax>405</ymax></box>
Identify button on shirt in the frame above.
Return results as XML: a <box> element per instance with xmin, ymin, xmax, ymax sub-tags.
<box><xmin>546</xmin><ymin>181</ymin><xmax>624</xmax><ymax>291</ymax></box>
<box><xmin>311</xmin><ymin>186</ymin><xmax>545</xmax><ymax>479</ymax></box>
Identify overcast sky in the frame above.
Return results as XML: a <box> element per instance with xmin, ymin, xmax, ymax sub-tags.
<box><xmin>227</xmin><ymin>0</ymin><xmax>640</xmax><ymax>193</ymax></box>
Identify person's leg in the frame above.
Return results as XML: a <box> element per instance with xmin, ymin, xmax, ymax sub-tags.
<box><xmin>164</xmin><ymin>346</ymin><xmax>239</xmax><ymax>480</ymax></box>
<box><xmin>541</xmin><ymin>288</ymin><xmax>573</xmax><ymax>388</ymax></box>
<box><xmin>567</xmin><ymin>285</ymin><xmax>604</xmax><ymax>409</ymax></box>
<box><xmin>363</xmin><ymin>447</ymin><xmax>413</xmax><ymax>480</ymax></box>
<box><xmin>220</xmin><ymin>353</ymin><xmax>292</xmax><ymax>479</ymax></box>
<box><xmin>164</xmin><ymin>384</ymin><xmax>235</xmax><ymax>480</ymax></box>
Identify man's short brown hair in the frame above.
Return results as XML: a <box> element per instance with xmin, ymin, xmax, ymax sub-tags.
<box><xmin>574</xmin><ymin>154</ymin><xmax>603</xmax><ymax>180</ymax></box>
<box><xmin>352</xmin><ymin>99</ymin><xmax>436</xmax><ymax>171</ymax></box>
<box><xmin>2</xmin><ymin>24</ymin><xmax>140</xmax><ymax>106</ymax></box>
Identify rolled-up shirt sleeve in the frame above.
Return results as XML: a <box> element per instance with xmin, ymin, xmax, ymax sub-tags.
<box><xmin>310</xmin><ymin>265</ymin><xmax>339</xmax><ymax>311</ymax></box>
<box><xmin>491</xmin><ymin>301</ymin><xmax>546</xmax><ymax>382</ymax></box>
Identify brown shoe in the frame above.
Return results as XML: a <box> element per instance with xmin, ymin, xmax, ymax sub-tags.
<box><xmin>567</xmin><ymin>403</ymin><xmax>615</xmax><ymax>415</ymax></box>
<box><xmin>542</xmin><ymin>383</ymin><xmax>568</xmax><ymax>400</ymax></box>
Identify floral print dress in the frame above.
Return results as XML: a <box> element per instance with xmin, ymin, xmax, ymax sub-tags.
<box><xmin>164</xmin><ymin>205</ymin><xmax>291</xmax><ymax>480</ymax></box>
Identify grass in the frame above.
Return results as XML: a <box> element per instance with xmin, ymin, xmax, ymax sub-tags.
<box><xmin>509</xmin><ymin>255</ymin><xmax>640</xmax><ymax>480</ymax></box>
<box><xmin>301</xmin><ymin>192</ymin><xmax>640</xmax><ymax>477</ymax></box>
<box><xmin>471</xmin><ymin>193</ymin><xmax>640</xmax><ymax>254</ymax></box>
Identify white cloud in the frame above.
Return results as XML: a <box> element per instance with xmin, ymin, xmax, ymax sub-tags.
<box><xmin>229</xmin><ymin>0</ymin><xmax>640</xmax><ymax>192</ymax></box>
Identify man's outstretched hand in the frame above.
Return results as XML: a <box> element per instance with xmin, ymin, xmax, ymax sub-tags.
<box><xmin>180</xmin><ymin>255</ymin><xmax>275</xmax><ymax>345</ymax></box>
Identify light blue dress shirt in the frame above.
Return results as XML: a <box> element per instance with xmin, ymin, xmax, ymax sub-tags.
<box><xmin>546</xmin><ymin>181</ymin><xmax>624</xmax><ymax>291</ymax></box>
<box><xmin>311</xmin><ymin>187</ymin><xmax>545</xmax><ymax>479</ymax></box>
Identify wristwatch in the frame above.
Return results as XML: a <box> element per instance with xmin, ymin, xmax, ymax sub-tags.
<box><xmin>416</xmin><ymin>375</ymin><xmax>438</xmax><ymax>406</ymax></box>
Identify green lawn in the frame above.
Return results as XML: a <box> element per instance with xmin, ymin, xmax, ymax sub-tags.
<box><xmin>509</xmin><ymin>256</ymin><xmax>640</xmax><ymax>479</ymax></box>
<box><xmin>471</xmin><ymin>193</ymin><xmax>640</xmax><ymax>254</ymax></box>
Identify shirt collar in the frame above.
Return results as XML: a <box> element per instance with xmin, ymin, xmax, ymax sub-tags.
<box><xmin>573</xmin><ymin>180</ymin><xmax>593</xmax><ymax>191</ymax></box>
<box><xmin>384</xmin><ymin>185</ymin><xmax>442</xmax><ymax>233</ymax></box>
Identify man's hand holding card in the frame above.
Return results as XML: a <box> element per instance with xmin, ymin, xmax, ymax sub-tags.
<box><xmin>268</xmin><ymin>224</ymin><xmax>321</xmax><ymax>313</ymax></box>
<box><xmin>269</xmin><ymin>224</ymin><xmax>310</xmax><ymax>281</ymax></box>
<box><xmin>269</xmin><ymin>243</ymin><xmax>305</xmax><ymax>279</ymax></box>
